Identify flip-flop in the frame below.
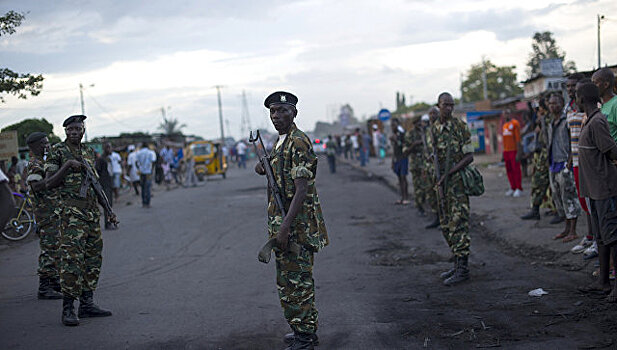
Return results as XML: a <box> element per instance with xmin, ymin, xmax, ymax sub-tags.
<box><xmin>562</xmin><ymin>234</ymin><xmax>579</xmax><ymax>243</ymax></box>
<box><xmin>553</xmin><ymin>232</ymin><xmax>568</xmax><ymax>240</ymax></box>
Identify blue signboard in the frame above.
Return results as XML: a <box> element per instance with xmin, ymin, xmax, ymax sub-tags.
<box><xmin>465</xmin><ymin>111</ymin><xmax>500</xmax><ymax>153</ymax></box>
<box><xmin>378</xmin><ymin>108</ymin><xmax>391</xmax><ymax>121</ymax></box>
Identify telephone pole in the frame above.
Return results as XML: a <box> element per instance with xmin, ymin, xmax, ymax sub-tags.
<box><xmin>214</xmin><ymin>85</ymin><xmax>225</xmax><ymax>144</ymax></box>
<box><xmin>598</xmin><ymin>14</ymin><xmax>605</xmax><ymax>68</ymax></box>
<box><xmin>240</xmin><ymin>90</ymin><xmax>252</xmax><ymax>138</ymax></box>
<box><xmin>79</xmin><ymin>83</ymin><xmax>94</xmax><ymax>142</ymax></box>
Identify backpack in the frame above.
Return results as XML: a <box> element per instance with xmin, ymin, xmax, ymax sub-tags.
<box><xmin>460</xmin><ymin>164</ymin><xmax>484</xmax><ymax>196</ymax></box>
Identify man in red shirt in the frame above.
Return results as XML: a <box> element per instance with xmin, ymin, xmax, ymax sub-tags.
<box><xmin>502</xmin><ymin>110</ymin><xmax>522</xmax><ymax>197</ymax></box>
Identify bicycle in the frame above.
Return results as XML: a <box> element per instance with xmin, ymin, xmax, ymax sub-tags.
<box><xmin>2</xmin><ymin>190</ymin><xmax>37</xmax><ymax>241</ymax></box>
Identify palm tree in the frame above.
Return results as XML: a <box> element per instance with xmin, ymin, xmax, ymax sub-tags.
<box><xmin>158</xmin><ymin>116</ymin><xmax>186</xmax><ymax>136</ymax></box>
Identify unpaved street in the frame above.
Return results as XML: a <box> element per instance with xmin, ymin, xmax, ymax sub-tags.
<box><xmin>0</xmin><ymin>158</ymin><xmax>614</xmax><ymax>349</ymax></box>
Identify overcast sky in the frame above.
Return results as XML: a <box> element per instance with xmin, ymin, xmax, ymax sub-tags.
<box><xmin>1</xmin><ymin>0</ymin><xmax>616</xmax><ymax>140</ymax></box>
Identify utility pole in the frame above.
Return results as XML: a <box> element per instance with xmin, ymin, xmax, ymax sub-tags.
<box><xmin>598</xmin><ymin>14</ymin><xmax>605</xmax><ymax>68</ymax></box>
<box><xmin>79</xmin><ymin>83</ymin><xmax>91</xmax><ymax>142</ymax></box>
<box><xmin>240</xmin><ymin>90</ymin><xmax>252</xmax><ymax>138</ymax></box>
<box><xmin>481</xmin><ymin>57</ymin><xmax>488</xmax><ymax>101</ymax></box>
<box><xmin>215</xmin><ymin>85</ymin><xmax>225</xmax><ymax>144</ymax></box>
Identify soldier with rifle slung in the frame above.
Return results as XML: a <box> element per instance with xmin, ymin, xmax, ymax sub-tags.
<box><xmin>45</xmin><ymin>115</ymin><xmax>116</xmax><ymax>326</ymax></box>
<box><xmin>253</xmin><ymin>91</ymin><xmax>328</xmax><ymax>350</ymax></box>
<box><xmin>427</xmin><ymin>93</ymin><xmax>475</xmax><ymax>286</ymax></box>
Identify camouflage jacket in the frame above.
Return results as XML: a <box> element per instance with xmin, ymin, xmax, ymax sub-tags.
<box><xmin>267</xmin><ymin>123</ymin><xmax>329</xmax><ymax>252</ymax></box>
<box><xmin>403</xmin><ymin>126</ymin><xmax>425</xmax><ymax>164</ymax></box>
<box><xmin>426</xmin><ymin>117</ymin><xmax>474</xmax><ymax>185</ymax></box>
<box><xmin>45</xmin><ymin>142</ymin><xmax>100</xmax><ymax>222</ymax></box>
<box><xmin>26</xmin><ymin>155</ymin><xmax>61</xmax><ymax>224</ymax></box>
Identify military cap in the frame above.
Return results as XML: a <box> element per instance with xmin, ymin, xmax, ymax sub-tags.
<box><xmin>63</xmin><ymin>114</ymin><xmax>87</xmax><ymax>127</ymax></box>
<box><xmin>264</xmin><ymin>91</ymin><xmax>298</xmax><ymax>108</ymax></box>
<box><xmin>26</xmin><ymin>131</ymin><xmax>47</xmax><ymax>145</ymax></box>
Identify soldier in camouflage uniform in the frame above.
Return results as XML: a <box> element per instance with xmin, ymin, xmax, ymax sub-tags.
<box><xmin>424</xmin><ymin>108</ymin><xmax>441</xmax><ymax>229</ymax></box>
<box><xmin>426</xmin><ymin>93</ymin><xmax>475</xmax><ymax>286</ymax></box>
<box><xmin>403</xmin><ymin>115</ymin><xmax>427</xmax><ymax>214</ymax></box>
<box><xmin>45</xmin><ymin>115</ymin><xmax>114</xmax><ymax>326</ymax></box>
<box><xmin>255</xmin><ymin>92</ymin><xmax>328</xmax><ymax>350</ymax></box>
<box><xmin>25</xmin><ymin>132</ymin><xmax>63</xmax><ymax>300</ymax></box>
<box><xmin>521</xmin><ymin>108</ymin><xmax>551</xmax><ymax>220</ymax></box>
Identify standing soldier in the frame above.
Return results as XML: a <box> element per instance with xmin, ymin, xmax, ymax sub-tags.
<box><xmin>403</xmin><ymin>115</ymin><xmax>427</xmax><ymax>215</ymax></box>
<box><xmin>25</xmin><ymin>132</ymin><xmax>63</xmax><ymax>299</ymax></box>
<box><xmin>427</xmin><ymin>93</ymin><xmax>475</xmax><ymax>286</ymax></box>
<box><xmin>45</xmin><ymin>115</ymin><xmax>115</xmax><ymax>326</ymax></box>
<box><xmin>521</xmin><ymin>99</ymin><xmax>551</xmax><ymax>221</ymax></box>
<box><xmin>254</xmin><ymin>91</ymin><xmax>328</xmax><ymax>350</ymax></box>
<box><xmin>424</xmin><ymin>108</ymin><xmax>441</xmax><ymax>229</ymax></box>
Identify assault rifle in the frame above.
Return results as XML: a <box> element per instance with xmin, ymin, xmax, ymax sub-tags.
<box><xmin>78</xmin><ymin>157</ymin><xmax>118</xmax><ymax>226</ymax></box>
<box><xmin>249</xmin><ymin>130</ymin><xmax>300</xmax><ymax>263</ymax></box>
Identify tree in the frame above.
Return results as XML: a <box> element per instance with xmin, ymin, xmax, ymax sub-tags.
<box><xmin>461</xmin><ymin>60</ymin><xmax>523</xmax><ymax>103</ymax></box>
<box><xmin>158</xmin><ymin>116</ymin><xmax>186</xmax><ymax>136</ymax></box>
<box><xmin>527</xmin><ymin>31</ymin><xmax>577</xmax><ymax>77</ymax></box>
<box><xmin>1</xmin><ymin>118</ymin><xmax>59</xmax><ymax>147</ymax></box>
<box><xmin>0</xmin><ymin>11</ymin><xmax>44</xmax><ymax>103</ymax></box>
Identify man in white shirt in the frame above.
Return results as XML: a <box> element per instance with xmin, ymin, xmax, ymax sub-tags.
<box><xmin>126</xmin><ymin>145</ymin><xmax>140</xmax><ymax>195</ymax></box>
<box><xmin>136</xmin><ymin>142</ymin><xmax>157</xmax><ymax>208</ymax></box>
<box><xmin>109</xmin><ymin>149</ymin><xmax>122</xmax><ymax>199</ymax></box>
<box><xmin>236</xmin><ymin>141</ymin><xmax>247</xmax><ymax>169</ymax></box>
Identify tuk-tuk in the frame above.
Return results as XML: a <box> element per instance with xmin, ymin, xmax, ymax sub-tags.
<box><xmin>190</xmin><ymin>140</ymin><xmax>227</xmax><ymax>180</ymax></box>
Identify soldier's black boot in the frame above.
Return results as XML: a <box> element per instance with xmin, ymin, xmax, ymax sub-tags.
<box><xmin>62</xmin><ymin>296</ymin><xmax>79</xmax><ymax>326</ymax></box>
<box><xmin>439</xmin><ymin>259</ymin><xmax>457</xmax><ymax>280</ymax></box>
<box><xmin>284</xmin><ymin>332</ymin><xmax>315</xmax><ymax>350</ymax></box>
<box><xmin>284</xmin><ymin>332</ymin><xmax>319</xmax><ymax>346</ymax></box>
<box><xmin>50</xmin><ymin>277</ymin><xmax>61</xmax><ymax>293</ymax></box>
<box><xmin>38</xmin><ymin>277</ymin><xmax>63</xmax><ymax>300</ymax></box>
<box><xmin>443</xmin><ymin>256</ymin><xmax>469</xmax><ymax>286</ymax></box>
<box><xmin>425</xmin><ymin>217</ymin><xmax>440</xmax><ymax>229</ymax></box>
<box><xmin>78</xmin><ymin>290</ymin><xmax>112</xmax><ymax>318</ymax></box>
<box><xmin>520</xmin><ymin>206</ymin><xmax>540</xmax><ymax>220</ymax></box>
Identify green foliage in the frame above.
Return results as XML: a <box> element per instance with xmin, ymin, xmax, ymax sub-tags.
<box><xmin>158</xmin><ymin>116</ymin><xmax>186</xmax><ymax>136</ymax></box>
<box><xmin>461</xmin><ymin>60</ymin><xmax>522</xmax><ymax>102</ymax></box>
<box><xmin>394</xmin><ymin>91</ymin><xmax>433</xmax><ymax>114</ymax></box>
<box><xmin>0</xmin><ymin>11</ymin><xmax>24</xmax><ymax>36</ymax></box>
<box><xmin>527</xmin><ymin>31</ymin><xmax>577</xmax><ymax>77</ymax></box>
<box><xmin>0</xmin><ymin>11</ymin><xmax>44</xmax><ymax>102</ymax></box>
<box><xmin>1</xmin><ymin>118</ymin><xmax>57</xmax><ymax>147</ymax></box>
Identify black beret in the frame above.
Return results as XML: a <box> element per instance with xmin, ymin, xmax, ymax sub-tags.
<box><xmin>63</xmin><ymin>114</ymin><xmax>87</xmax><ymax>127</ymax></box>
<box><xmin>264</xmin><ymin>91</ymin><xmax>298</xmax><ymax>108</ymax></box>
<box><xmin>26</xmin><ymin>131</ymin><xmax>47</xmax><ymax>145</ymax></box>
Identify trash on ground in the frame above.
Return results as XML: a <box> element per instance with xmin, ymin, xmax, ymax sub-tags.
<box><xmin>528</xmin><ymin>288</ymin><xmax>548</xmax><ymax>297</ymax></box>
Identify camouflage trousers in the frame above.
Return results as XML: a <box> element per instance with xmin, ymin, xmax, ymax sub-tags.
<box><xmin>549</xmin><ymin>168</ymin><xmax>582</xmax><ymax>219</ymax></box>
<box><xmin>60</xmin><ymin>213</ymin><xmax>103</xmax><ymax>298</ymax></box>
<box><xmin>410</xmin><ymin>161</ymin><xmax>426</xmax><ymax>209</ymax></box>
<box><xmin>424</xmin><ymin>170</ymin><xmax>438</xmax><ymax>214</ymax></box>
<box><xmin>438</xmin><ymin>177</ymin><xmax>470</xmax><ymax>257</ymax></box>
<box><xmin>530</xmin><ymin>155</ymin><xmax>550</xmax><ymax>208</ymax></box>
<box><xmin>275</xmin><ymin>246</ymin><xmax>318</xmax><ymax>335</ymax></box>
<box><xmin>37</xmin><ymin>216</ymin><xmax>61</xmax><ymax>279</ymax></box>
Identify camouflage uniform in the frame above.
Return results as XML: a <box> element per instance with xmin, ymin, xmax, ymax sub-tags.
<box><xmin>426</xmin><ymin>118</ymin><xmax>475</xmax><ymax>258</ymax></box>
<box><xmin>530</xmin><ymin>113</ymin><xmax>551</xmax><ymax>208</ymax></box>
<box><xmin>45</xmin><ymin>142</ymin><xmax>103</xmax><ymax>299</ymax></box>
<box><xmin>267</xmin><ymin>123</ymin><xmax>329</xmax><ymax>335</ymax></box>
<box><xmin>26</xmin><ymin>156</ymin><xmax>62</xmax><ymax>280</ymax></box>
<box><xmin>403</xmin><ymin>126</ymin><xmax>427</xmax><ymax>209</ymax></box>
<box><xmin>421</xmin><ymin>126</ymin><xmax>438</xmax><ymax>214</ymax></box>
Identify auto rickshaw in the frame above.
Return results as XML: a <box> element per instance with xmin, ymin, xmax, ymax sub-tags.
<box><xmin>189</xmin><ymin>140</ymin><xmax>227</xmax><ymax>180</ymax></box>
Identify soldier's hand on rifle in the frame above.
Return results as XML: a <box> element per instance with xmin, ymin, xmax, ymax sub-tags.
<box><xmin>255</xmin><ymin>162</ymin><xmax>266</xmax><ymax>175</ymax></box>
<box><xmin>276</xmin><ymin>224</ymin><xmax>290</xmax><ymax>251</ymax></box>
<box><xmin>66</xmin><ymin>159</ymin><xmax>83</xmax><ymax>171</ymax></box>
<box><xmin>109</xmin><ymin>212</ymin><xmax>119</xmax><ymax>225</ymax></box>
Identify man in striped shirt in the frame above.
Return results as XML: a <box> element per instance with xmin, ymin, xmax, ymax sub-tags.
<box><xmin>566</xmin><ymin>74</ymin><xmax>595</xmax><ymax>254</ymax></box>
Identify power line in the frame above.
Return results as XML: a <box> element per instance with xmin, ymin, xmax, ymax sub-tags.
<box><xmin>85</xmin><ymin>92</ymin><xmax>133</xmax><ymax>128</ymax></box>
